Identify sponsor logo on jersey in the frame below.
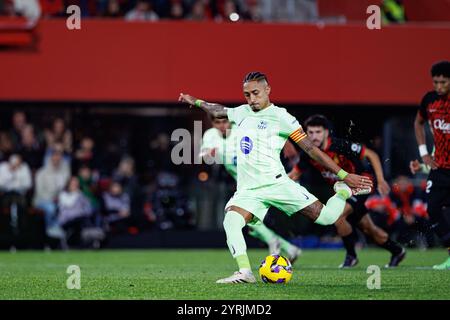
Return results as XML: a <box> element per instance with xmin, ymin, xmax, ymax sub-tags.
<box><xmin>351</xmin><ymin>143</ymin><xmax>362</xmax><ymax>153</ymax></box>
<box><xmin>240</xmin><ymin>136</ymin><xmax>253</xmax><ymax>154</ymax></box>
<box><xmin>433</xmin><ymin>119</ymin><xmax>450</xmax><ymax>132</ymax></box>
<box><xmin>257</xmin><ymin>120</ymin><xmax>268</xmax><ymax>129</ymax></box>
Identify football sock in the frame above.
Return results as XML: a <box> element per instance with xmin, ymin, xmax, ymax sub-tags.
<box><xmin>342</xmin><ymin>231</ymin><xmax>358</xmax><ymax>257</ymax></box>
<box><xmin>248</xmin><ymin>223</ymin><xmax>277</xmax><ymax>244</ymax></box>
<box><xmin>248</xmin><ymin>223</ymin><xmax>294</xmax><ymax>254</ymax></box>
<box><xmin>315</xmin><ymin>194</ymin><xmax>346</xmax><ymax>225</ymax></box>
<box><xmin>236</xmin><ymin>255</ymin><xmax>251</xmax><ymax>273</ymax></box>
<box><xmin>379</xmin><ymin>238</ymin><xmax>403</xmax><ymax>255</ymax></box>
<box><xmin>223</xmin><ymin>211</ymin><xmax>249</xmax><ymax>270</ymax></box>
<box><xmin>279</xmin><ymin>238</ymin><xmax>297</xmax><ymax>255</ymax></box>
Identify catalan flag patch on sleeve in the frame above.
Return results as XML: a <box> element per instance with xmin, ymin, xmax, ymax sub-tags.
<box><xmin>289</xmin><ymin>128</ymin><xmax>307</xmax><ymax>143</ymax></box>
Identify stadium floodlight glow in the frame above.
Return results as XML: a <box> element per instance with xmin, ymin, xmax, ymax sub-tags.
<box><xmin>229</xmin><ymin>13</ymin><xmax>239</xmax><ymax>22</ymax></box>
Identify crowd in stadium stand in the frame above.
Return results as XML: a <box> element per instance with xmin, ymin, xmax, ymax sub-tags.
<box><xmin>0</xmin><ymin>111</ymin><xmax>197</xmax><ymax>249</ymax></box>
<box><xmin>0</xmin><ymin>0</ymin><xmax>411</xmax><ymax>25</ymax></box>
<box><xmin>0</xmin><ymin>0</ymin><xmax>320</xmax><ymax>23</ymax></box>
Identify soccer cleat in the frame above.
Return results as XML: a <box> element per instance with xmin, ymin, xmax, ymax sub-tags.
<box><xmin>284</xmin><ymin>246</ymin><xmax>302</xmax><ymax>264</ymax></box>
<box><xmin>268</xmin><ymin>238</ymin><xmax>281</xmax><ymax>255</ymax></box>
<box><xmin>432</xmin><ymin>257</ymin><xmax>450</xmax><ymax>270</ymax></box>
<box><xmin>333</xmin><ymin>182</ymin><xmax>352</xmax><ymax>199</ymax></box>
<box><xmin>339</xmin><ymin>255</ymin><xmax>359</xmax><ymax>268</ymax></box>
<box><xmin>216</xmin><ymin>271</ymin><xmax>257</xmax><ymax>284</ymax></box>
<box><xmin>334</xmin><ymin>182</ymin><xmax>372</xmax><ymax>198</ymax></box>
<box><xmin>385</xmin><ymin>248</ymin><xmax>406</xmax><ymax>268</ymax></box>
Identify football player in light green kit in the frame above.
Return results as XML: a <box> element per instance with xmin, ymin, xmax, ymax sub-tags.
<box><xmin>179</xmin><ymin>72</ymin><xmax>373</xmax><ymax>284</ymax></box>
<box><xmin>201</xmin><ymin>115</ymin><xmax>302</xmax><ymax>262</ymax></box>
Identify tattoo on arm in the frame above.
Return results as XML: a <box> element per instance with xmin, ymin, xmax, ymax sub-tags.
<box><xmin>201</xmin><ymin>102</ymin><xmax>227</xmax><ymax>118</ymax></box>
<box><xmin>298</xmin><ymin>137</ymin><xmax>340</xmax><ymax>174</ymax></box>
<box><xmin>298</xmin><ymin>137</ymin><xmax>315</xmax><ymax>155</ymax></box>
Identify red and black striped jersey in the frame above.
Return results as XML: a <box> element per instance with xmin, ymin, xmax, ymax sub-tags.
<box><xmin>419</xmin><ymin>91</ymin><xmax>450</xmax><ymax>169</ymax></box>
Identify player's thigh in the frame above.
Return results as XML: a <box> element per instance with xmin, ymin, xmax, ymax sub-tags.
<box><xmin>225</xmin><ymin>191</ymin><xmax>270</xmax><ymax>223</ymax></box>
<box><xmin>265</xmin><ymin>179</ymin><xmax>318</xmax><ymax>217</ymax></box>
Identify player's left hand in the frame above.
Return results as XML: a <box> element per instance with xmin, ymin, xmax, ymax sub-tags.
<box><xmin>377</xmin><ymin>179</ymin><xmax>390</xmax><ymax>196</ymax></box>
<box><xmin>344</xmin><ymin>173</ymin><xmax>373</xmax><ymax>189</ymax></box>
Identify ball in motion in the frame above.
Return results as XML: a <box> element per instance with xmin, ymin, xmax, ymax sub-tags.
<box><xmin>259</xmin><ymin>254</ymin><xmax>293</xmax><ymax>284</ymax></box>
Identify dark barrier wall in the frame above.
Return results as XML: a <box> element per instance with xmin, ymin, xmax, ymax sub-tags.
<box><xmin>0</xmin><ymin>20</ymin><xmax>449</xmax><ymax>105</ymax></box>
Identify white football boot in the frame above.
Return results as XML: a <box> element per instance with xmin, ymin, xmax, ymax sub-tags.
<box><xmin>333</xmin><ymin>181</ymin><xmax>372</xmax><ymax>198</ymax></box>
<box><xmin>216</xmin><ymin>271</ymin><xmax>257</xmax><ymax>284</ymax></box>
<box><xmin>268</xmin><ymin>238</ymin><xmax>281</xmax><ymax>256</ymax></box>
<box><xmin>284</xmin><ymin>245</ymin><xmax>302</xmax><ymax>264</ymax></box>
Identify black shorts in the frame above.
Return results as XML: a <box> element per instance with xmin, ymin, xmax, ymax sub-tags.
<box><xmin>426</xmin><ymin>168</ymin><xmax>450</xmax><ymax>211</ymax></box>
<box><xmin>426</xmin><ymin>168</ymin><xmax>450</xmax><ymax>244</ymax></box>
<box><xmin>346</xmin><ymin>194</ymin><xmax>370</xmax><ymax>226</ymax></box>
<box><xmin>427</xmin><ymin>168</ymin><xmax>450</xmax><ymax>190</ymax></box>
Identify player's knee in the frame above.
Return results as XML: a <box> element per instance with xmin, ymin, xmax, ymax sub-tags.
<box><xmin>223</xmin><ymin>211</ymin><xmax>246</xmax><ymax>233</ymax></box>
<box><xmin>315</xmin><ymin>206</ymin><xmax>340</xmax><ymax>226</ymax></box>
<box><xmin>374</xmin><ymin>228</ymin><xmax>388</xmax><ymax>243</ymax></box>
<box><xmin>226</xmin><ymin>205</ymin><xmax>253</xmax><ymax>223</ymax></box>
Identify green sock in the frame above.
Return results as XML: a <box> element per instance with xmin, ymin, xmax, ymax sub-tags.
<box><xmin>249</xmin><ymin>223</ymin><xmax>295</xmax><ymax>256</ymax></box>
<box><xmin>279</xmin><ymin>237</ymin><xmax>295</xmax><ymax>254</ymax></box>
<box><xmin>236</xmin><ymin>254</ymin><xmax>251</xmax><ymax>270</ymax></box>
<box><xmin>248</xmin><ymin>223</ymin><xmax>277</xmax><ymax>243</ymax></box>
<box><xmin>315</xmin><ymin>194</ymin><xmax>346</xmax><ymax>225</ymax></box>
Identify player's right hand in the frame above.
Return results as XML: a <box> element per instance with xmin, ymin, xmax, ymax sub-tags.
<box><xmin>421</xmin><ymin>154</ymin><xmax>438</xmax><ymax>170</ymax></box>
<box><xmin>344</xmin><ymin>173</ymin><xmax>373</xmax><ymax>189</ymax></box>
<box><xmin>178</xmin><ymin>93</ymin><xmax>196</xmax><ymax>106</ymax></box>
<box><xmin>377</xmin><ymin>179</ymin><xmax>391</xmax><ymax>196</ymax></box>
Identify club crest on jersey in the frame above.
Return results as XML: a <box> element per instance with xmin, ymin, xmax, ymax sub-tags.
<box><xmin>240</xmin><ymin>136</ymin><xmax>253</xmax><ymax>154</ymax></box>
<box><xmin>257</xmin><ymin>120</ymin><xmax>268</xmax><ymax>129</ymax></box>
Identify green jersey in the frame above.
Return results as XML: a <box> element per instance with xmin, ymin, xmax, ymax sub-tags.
<box><xmin>226</xmin><ymin>104</ymin><xmax>303</xmax><ymax>190</ymax></box>
<box><xmin>201</xmin><ymin>126</ymin><xmax>238</xmax><ymax>179</ymax></box>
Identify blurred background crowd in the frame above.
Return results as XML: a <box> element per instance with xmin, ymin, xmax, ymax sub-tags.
<box><xmin>0</xmin><ymin>110</ymin><xmax>197</xmax><ymax>249</ymax></box>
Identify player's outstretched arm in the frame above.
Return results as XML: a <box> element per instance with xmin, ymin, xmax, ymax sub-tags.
<box><xmin>178</xmin><ymin>93</ymin><xmax>228</xmax><ymax>118</ymax></box>
<box><xmin>414</xmin><ymin>111</ymin><xmax>437</xmax><ymax>170</ymax></box>
<box><xmin>296</xmin><ymin>131</ymin><xmax>373</xmax><ymax>189</ymax></box>
<box><xmin>363</xmin><ymin>148</ymin><xmax>390</xmax><ymax>195</ymax></box>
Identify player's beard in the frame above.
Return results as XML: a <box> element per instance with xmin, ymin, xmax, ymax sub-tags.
<box><xmin>251</xmin><ymin>104</ymin><xmax>260</xmax><ymax>111</ymax></box>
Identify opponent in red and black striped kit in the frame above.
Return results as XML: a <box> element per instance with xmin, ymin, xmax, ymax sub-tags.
<box><xmin>414</xmin><ymin>60</ymin><xmax>450</xmax><ymax>270</ymax></box>
<box><xmin>289</xmin><ymin>115</ymin><xmax>405</xmax><ymax>268</ymax></box>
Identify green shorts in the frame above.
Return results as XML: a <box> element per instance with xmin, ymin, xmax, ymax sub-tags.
<box><xmin>225</xmin><ymin>178</ymin><xmax>318</xmax><ymax>224</ymax></box>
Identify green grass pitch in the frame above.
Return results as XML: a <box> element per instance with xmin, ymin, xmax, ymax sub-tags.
<box><xmin>0</xmin><ymin>248</ymin><xmax>448</xmax><ymax>300</ymax></box>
